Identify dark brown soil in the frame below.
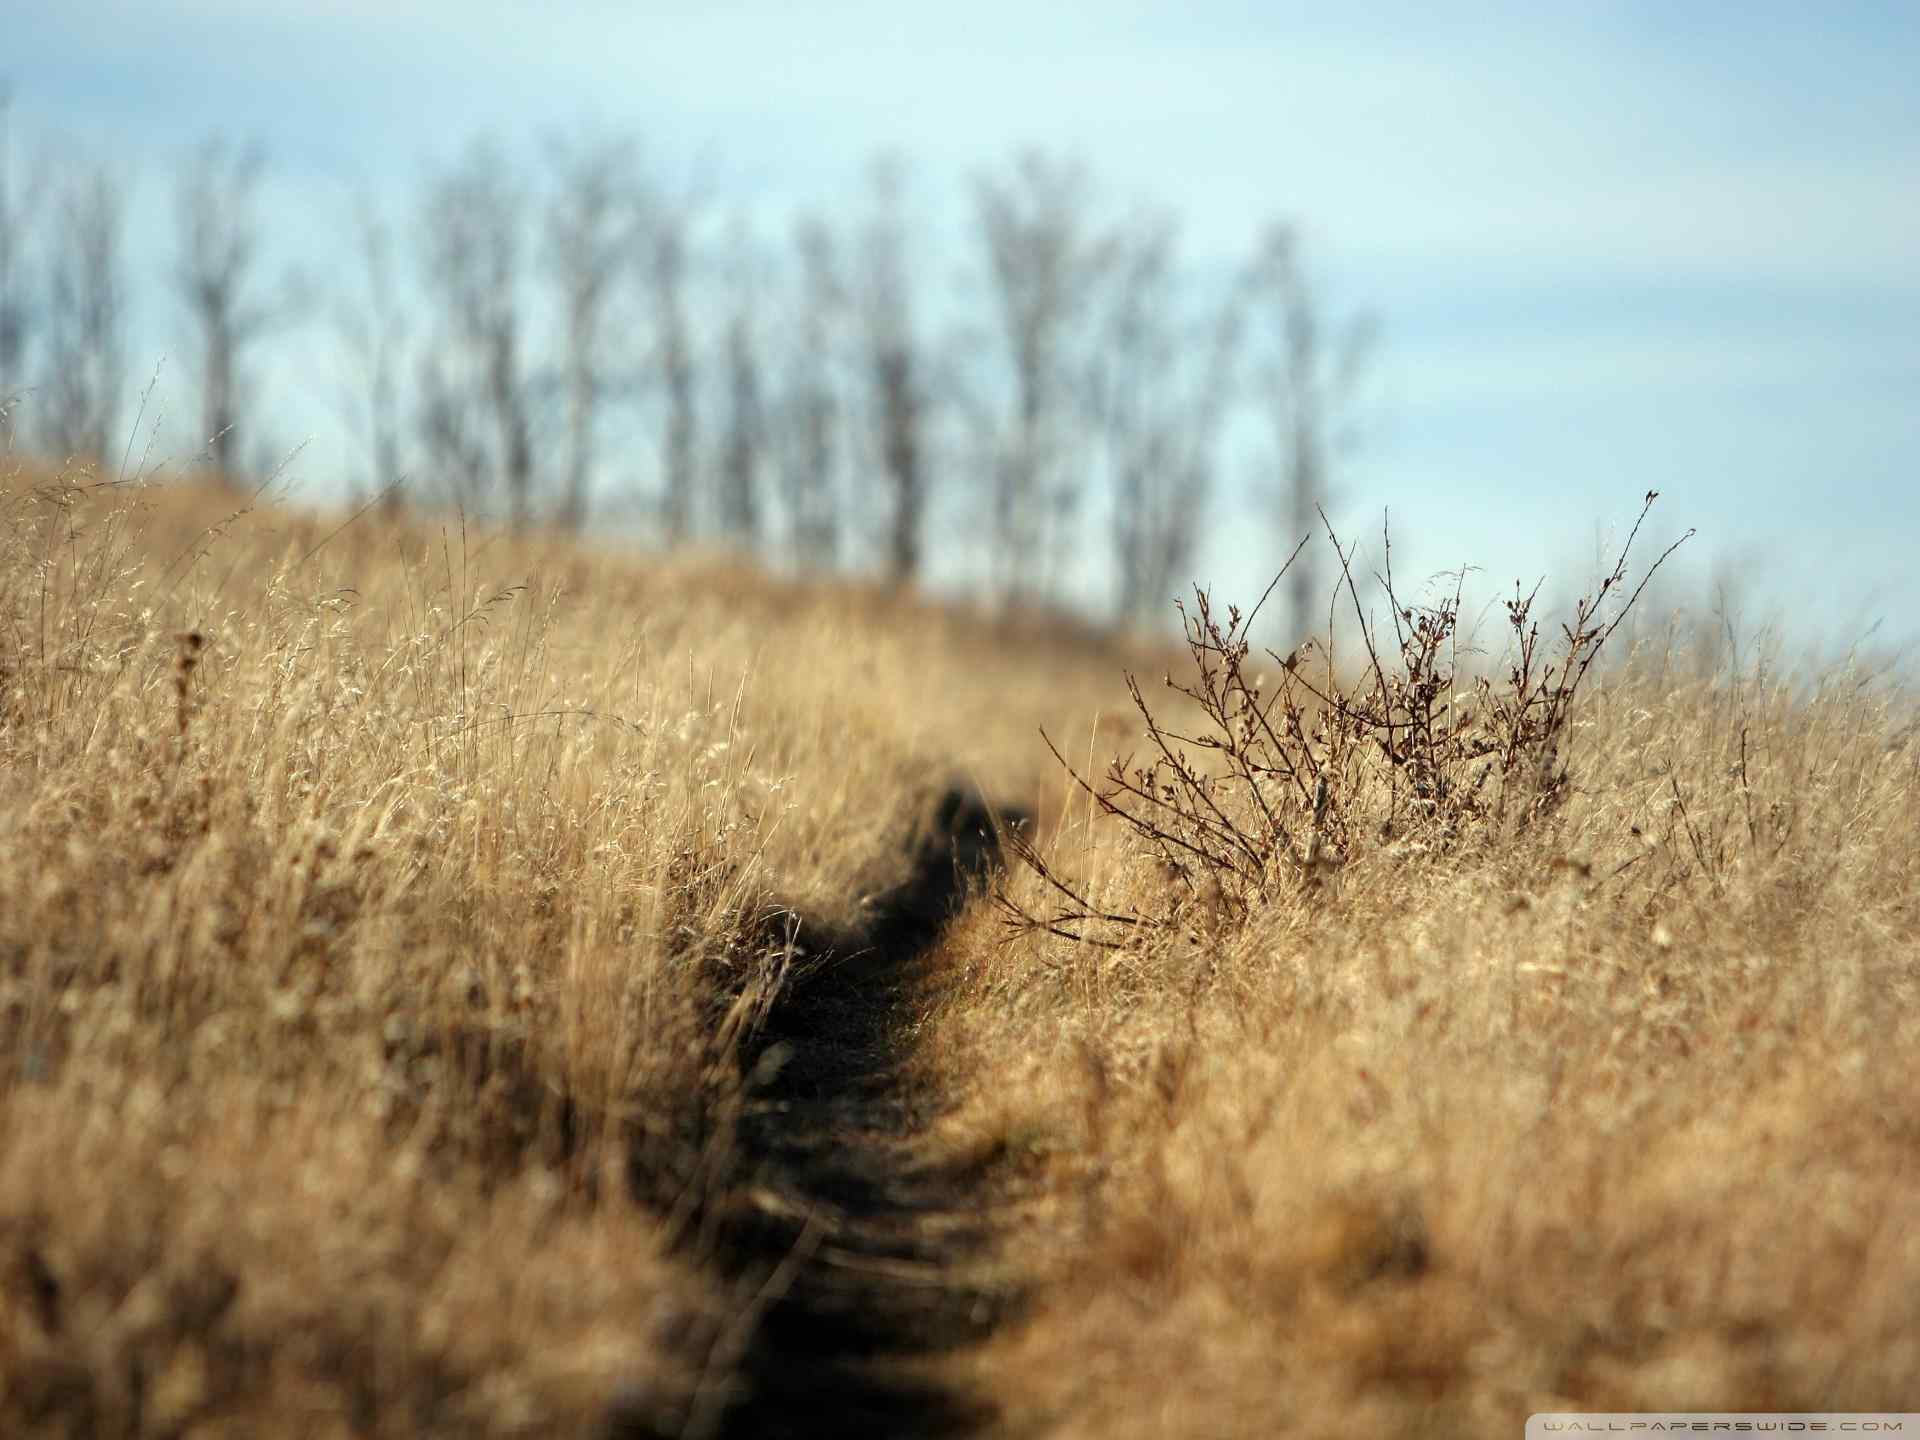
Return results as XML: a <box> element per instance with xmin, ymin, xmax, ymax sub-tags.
<box><xmin>608</xmin><ymin>789</ymin><xmax>1026</xmax><ymax>1440</ymax></box>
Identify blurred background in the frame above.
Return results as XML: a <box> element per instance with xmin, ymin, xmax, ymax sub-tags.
<box><xmin>3</xmin><ymin>1</ymin><xmax>1916</xmax><ymax>650</ymax></box>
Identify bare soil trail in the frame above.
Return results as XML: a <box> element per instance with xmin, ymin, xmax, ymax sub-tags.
<box><xmin>610</xmin><ymin>790</ymin><xmax>1027</xmax><ymax>1440</ymax></box>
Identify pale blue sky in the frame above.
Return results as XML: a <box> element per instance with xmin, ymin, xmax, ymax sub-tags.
<box><xmin>9</xmin><ymin>1</ymin><xmax>1920</xmax><ymax>647</ymax></box>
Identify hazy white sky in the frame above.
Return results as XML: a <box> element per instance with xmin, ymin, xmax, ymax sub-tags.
<box><xmin>10</xmin><ymin>0</ymin><xmax>1920</xmax><ymax>646</ymax></box>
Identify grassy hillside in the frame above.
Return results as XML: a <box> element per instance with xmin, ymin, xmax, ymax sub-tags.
<box><xmin>1</xmin><ymin>461</ymin><xmax>1915</xmax><ymax>1436</ymax></box>
<box><xmin>0</xmin><ymin>463</ymin><xmax>1151</xmax><ymax>1436</ymax></box>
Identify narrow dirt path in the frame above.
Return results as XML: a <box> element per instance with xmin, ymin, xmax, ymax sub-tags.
<box><xmin>610</xmin><ymin>791</ymin><xmax>1024</xmax><ymax>1440</ymax></box>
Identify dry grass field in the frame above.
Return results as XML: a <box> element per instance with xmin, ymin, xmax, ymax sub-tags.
<box><xmin>932</xmin><ymin>524</ymin><xmax>1920</xmax><ymax>1433</ymax></box>
<box><xmin>1</xmin><ymin>459</ymin><xmax>1916</xmax><ymax>1437</ymax></box>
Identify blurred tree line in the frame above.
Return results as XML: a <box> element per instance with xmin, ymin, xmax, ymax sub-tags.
<box><xmin>0</xmin><ymin>96</ymin><xmax>1373</xmax><ymax>632</ymax></box>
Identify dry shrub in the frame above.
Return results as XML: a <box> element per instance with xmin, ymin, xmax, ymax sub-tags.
<box><xmin>1002</xmin><ymin>492</ymin><xmax>1694</xmax><ymax>940</ymax></box>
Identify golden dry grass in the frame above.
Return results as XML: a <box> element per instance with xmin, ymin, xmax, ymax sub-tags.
<box><xmin>3</xmin><ymin>458</ymin><xmax>1915</xmax><ymax>1437</ymax></box>
<box><xmin>930</xmin><ymin>590</ymin><xmax>1920</xmax><ymax>1433</ymax></box>
<box><xmin>0</xmin><ymin>462</ymin><xmax>1146</xmax><ymax>1435</ymax></box>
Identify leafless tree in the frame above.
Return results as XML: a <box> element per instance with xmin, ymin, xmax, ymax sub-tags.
<box><xmin>544</xmin><ymin>132</ymin><xmax>638</xmax><ymax>531</ymax></box>
<box><xmin>334</xmin><ymin>199</ymin><xmax>407</xmax><ymax>511</ymax></box>
<box><xmin>416</xmin><ymin>348</ymin><xmax>486</xmax><ymax>511</ymax></box>
<box><xmin>715</xmin><ymin>225</ymin><xmax>766</xmax><ymax>548</ymax></box>
<box><xmin>419</xmin><ymin>140</ymin><xmax>537</xmax><ymax>529</ymax></box>
<box><xmin>855</xmin><ymin>156</ymin><xmax>930</xmax><ymax>585</ymax></box>
<box><xmin>972</xmin><ymin>150</ymin><xmax>1112</xmax><ymax>604</ymax></box>
<box><xmin>174</xmin><ymin>138</ymin><xmax>298</xmax><ymax>484</ymax></box>
<box><xmin>778</xmin><ymin>217</ymin><xmax>844</xmax><ymax>570</ymax></box>
<box><xmin>1247</xmin><ymin>224</ymin><xmax>1374</xmax><ymax>637</ymax></box>
<box><xmin>0</xmin><ymin>84</ymin><xmax>38</xmax><ymax>447</ymax></box>
<box><xmin>640</xmin><ymin>190</ymin><xmax>701</xmax><ymax>545</ymax></box>
<box><xmin>1092</xmin><ymin>213</ymin><xmax>1247</xmax><ymax>628</ymax></box>
<box><xmin>38</xmin><ymin>160</ymin><xmax>127</xmax><ymax>465</ymax></box>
